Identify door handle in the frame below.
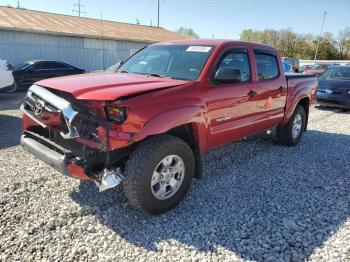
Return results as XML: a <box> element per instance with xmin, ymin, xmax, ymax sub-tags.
<box><xmin>279</xmin><ymin>86</ymin><xmax>284</xmax><ymax>91</ymax></box>
<box><xmin>248</xmin><ymin>91</ymin><xmax>257</xmax><ymax>97</ymax></box>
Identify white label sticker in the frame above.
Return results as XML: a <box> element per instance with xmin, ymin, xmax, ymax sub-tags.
<box><xmin>186</xmin><ymin>46</ymin><xmax>212</xmax><ymax>52</ymax></box>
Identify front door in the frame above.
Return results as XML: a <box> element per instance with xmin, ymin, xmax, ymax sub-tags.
<box><xmin>207</xmin><ymin>48</ymin><xmax>257</xmax><ymax>149</ymax></box>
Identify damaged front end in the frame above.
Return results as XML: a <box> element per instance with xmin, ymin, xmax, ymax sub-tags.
<box><xmin>21</xmin><ymin>85</ymin><xmax>133</xmax><ymax>191</ymax></box>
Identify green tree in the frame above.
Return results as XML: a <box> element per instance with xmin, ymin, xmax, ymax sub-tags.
<box><xmin>240</xmin><ymin>28</ymin><xmax>348</xmax><ymax>60</ymax></box>
<box><xmin>176</xmin><ymin>27</ymin><xmax>200</xmax><ymax>39</ymax></box>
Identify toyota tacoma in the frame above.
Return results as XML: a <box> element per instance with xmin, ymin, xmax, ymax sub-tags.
<box><xmin>21</xmin><ymin>40</ymin><xmax>318</xmax><ymax>214</ymax></box>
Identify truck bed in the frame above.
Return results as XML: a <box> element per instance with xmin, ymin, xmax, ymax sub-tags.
<box><xmin>285</xmin><ymin>73</ymin><xmax>316</xmax><ymax>79</ymax></box>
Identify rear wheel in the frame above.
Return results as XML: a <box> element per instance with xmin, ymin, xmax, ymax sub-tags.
<box><xmin>123</xmin><ymin>134</ymin><xmax>195</xmax><ymax>214</ymax></box>
<box><xmin>276</xmin><ymin>105</ymin><xmax>306</xmax><ymax>146</ymax></box>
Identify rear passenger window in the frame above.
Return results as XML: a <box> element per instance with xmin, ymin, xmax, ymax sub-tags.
<box><xmin>216</xmin><ymin>49</ymin><xmax>250</xmax><ymax>82</ymax></box>
<box><xmin>255</xmin><ymin>53</ymin><xmax>279</xmax><ymax>80</ymax></box>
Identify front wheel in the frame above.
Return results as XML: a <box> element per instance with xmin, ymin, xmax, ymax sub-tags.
<box><xmin>123</xmin><ymin>134</ymin><xmax>195</xmax><ymax>214</ymax></box>
<box><xmin>276</xmin><ymin>105</ymin><xmax>307</xmax><ymax>146</ymax></box>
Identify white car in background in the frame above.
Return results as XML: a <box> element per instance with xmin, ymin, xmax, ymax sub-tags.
<box><xmin>0</xmin><ymin>58</ymin><xmax>15</xmax><ymax>93</ymax></box>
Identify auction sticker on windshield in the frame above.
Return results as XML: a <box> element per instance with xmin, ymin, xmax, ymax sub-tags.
<box><xmin>186</xmin><ymin>46</ymin><xmax>212</xmax><ymax>52</ymax></box>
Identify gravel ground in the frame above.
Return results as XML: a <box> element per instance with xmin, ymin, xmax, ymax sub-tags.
<box><xmin>0</xmin><ymin>92</ymin><xmax>349</xmax><ymax>262</ymax></box>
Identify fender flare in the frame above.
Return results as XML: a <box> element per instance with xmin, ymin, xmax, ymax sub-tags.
<box><xmin>136</xmin><ymin>106</ymin><xmax>207</xmax><ymax>150</ymax></box>
<box><xmin>283</xmin><ymin>90</ymin><xmax>310</xmax><ymax>125</ymax></box>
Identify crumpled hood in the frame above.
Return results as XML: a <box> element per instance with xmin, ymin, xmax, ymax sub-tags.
<box><xmin>36</xmin><ymin>72</ymin><xmax>190</xmax><ymax>100</ymax></box>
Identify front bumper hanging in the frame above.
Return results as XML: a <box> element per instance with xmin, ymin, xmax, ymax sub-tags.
<box><xmin>21</xmin><ymin>131</ymin><xmax>91</xmax><ymax>180</ymax></box>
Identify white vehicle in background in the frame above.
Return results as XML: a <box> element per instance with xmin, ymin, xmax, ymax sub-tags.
<box><xmin>0</xmin><ymin>58</ymin><xmax>15</xmax><ymax>93</ymax></box>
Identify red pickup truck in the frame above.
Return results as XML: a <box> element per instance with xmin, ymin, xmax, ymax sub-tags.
<box><xmin>21</xmin><ymin>40</ymin><xmax>317</xmax><ymax>214</ymax></box>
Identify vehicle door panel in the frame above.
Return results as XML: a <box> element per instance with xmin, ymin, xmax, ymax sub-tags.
<box><xmin>249</xmin><ymin>51</ymin><xmax>287</xmax><ymax>129</ymax></box>
<box><xmin>206</xmin><ymin>47</ymin><xmax>257</xmax><ymax>149</ymax></box>
<box><xmin>24</xmin><ymin>62</ymin><xmax>52</xmax><ymax>86</ymax></box>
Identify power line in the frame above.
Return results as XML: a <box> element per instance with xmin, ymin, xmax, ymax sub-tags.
<box><xmin>72</xmin><ymin>0</ymin><xmax>86</xmax><ymax>17</ymax></box>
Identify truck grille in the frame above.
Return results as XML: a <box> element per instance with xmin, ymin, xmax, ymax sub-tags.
<box><xmin>24</xmin><ymin>91</ymin><xmax>60</xmax><ymax>117</ymax></box>
<box><xmin>21</xmin><ymin>85</ymin><xmax>80</xmax><ymax>139</ymax></box>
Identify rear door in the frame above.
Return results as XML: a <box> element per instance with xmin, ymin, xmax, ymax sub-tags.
<box><xmin>206</xmin><ymin>47</ymin><xmax>257</xmax><ymax>148</ymax></box>
<box><xmin>249</xmin><ymin>49</ymin><xmax>287</xmax><ymax>129</ymax></box>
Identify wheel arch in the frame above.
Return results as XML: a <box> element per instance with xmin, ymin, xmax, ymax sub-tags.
<box><xmin>297</xmin><ymin>97</ymin><xmax>310</xmax><ymax>131</ymax></box>
<box><xmin>283</xmin><ymin>94</ymin><xmax>310</xmax><ymax>128</ymax></box>
<box><xmin>136</xmin><ymin>107</ymin><xmax>207</xmax><ymax>178</ymax></box>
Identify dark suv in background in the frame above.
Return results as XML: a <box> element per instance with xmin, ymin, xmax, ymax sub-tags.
<box><xmin>11</xmin><ymin>60</ymin><xmax>85</xmax><ymax>92</ymax></box>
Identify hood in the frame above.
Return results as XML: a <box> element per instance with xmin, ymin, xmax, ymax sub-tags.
<box><xmin>318</xmin><ymin>78</ymin><xmax>350</xmax><ymax>92</ymax></box>
<box><xmin>36</xmin><ymin>72</ymin><xmax>190</xmax><ymax>100</ymax></box>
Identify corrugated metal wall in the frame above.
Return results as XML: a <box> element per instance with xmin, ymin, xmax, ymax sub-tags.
<box><xmin>0</xmin><ymin>30</ymin><xmax>147</xmax><ymax>71</ymax></box>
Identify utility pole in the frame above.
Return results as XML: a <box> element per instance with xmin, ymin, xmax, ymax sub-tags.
<box><xmin>157</xmin><ymin>0</ymin><xmax>160</xmax><ymax>27</ymax></box>
<box><xmin>314</xmin><ymin>11</ymin><xmax>327</xmax><ymax>61</ymax></box>
<box><xmin>72</xmin><ymin>0</ymin><xmax>86</xmax><ymax>17</ymax></box>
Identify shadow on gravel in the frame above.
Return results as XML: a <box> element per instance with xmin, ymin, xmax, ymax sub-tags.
<box><xmin>0</xmin><ymin>114</ymin><xmax>21</xmax><ymax>149</ymax></box>
<box><xmin>0</xmin><ymin>92</ymin><xmax>25</xmax><ymax>111</ymax></box>
<box><xmin>70</xmin><ymin>130</ymin><xmax>350</xmax><ymax>262</ymax></box>
<box><xmin>315</xmin><ymin>105</ymin><xmax>350</xmax><ymax>114</ymax></box>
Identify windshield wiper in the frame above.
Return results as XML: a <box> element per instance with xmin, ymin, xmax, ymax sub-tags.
<box><xmin>148</xmin><ymin>73</ymin><xmax>175</xmax><ymax>79</ymax></box>
<box><xmin>148</xmin><ymin>73</ymin><xmax>164</xmax><ymax>78</ymax></box>
<box><xmin>119</xmin><ymin>70</ymin><xmax>129</xmax><ymax>73</ymax></box>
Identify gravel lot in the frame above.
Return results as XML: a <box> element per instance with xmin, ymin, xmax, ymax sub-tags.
<box><xmin>0</xmin><ymin>92</ymin><xmax>349</xmax><ymax>262</ymax></box>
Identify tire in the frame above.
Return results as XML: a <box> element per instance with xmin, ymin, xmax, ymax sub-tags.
<box><xmin>276</xmin><ymin>105</ymin><xmax>307</xmax><ymax>146</ymax></box>
<box><xmin>123</xmin><ymin>134</ymin><xmax>195</xmax><ymax>214</ymax></box>
<box><xmin>6</xmin><ymin>81</ymin><xmax>18</xmax><ymax>93</ymax></box>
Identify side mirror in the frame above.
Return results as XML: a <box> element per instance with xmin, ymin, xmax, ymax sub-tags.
<box><xmin>214</xmin><ymin>67</ymin><xmax>241</xmax><ymax>84</ymax></box>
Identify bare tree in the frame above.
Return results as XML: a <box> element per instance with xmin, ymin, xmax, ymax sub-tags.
<box><xmin>338</xmin><ymin>28</ymin><xmax>350</xmax><ymax>59</ymax></box>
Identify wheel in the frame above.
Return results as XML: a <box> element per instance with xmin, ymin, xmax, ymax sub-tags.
<box><xmin>6</xmin><ymin>81</ymin><xmax>18</xmax><ymax>93</ymax></box>
<box><xmin>123</xmin><ymin>134</ymin><xmax>195</xmax><ymax>214</ymax></box>
<box><xmin>276</xmin><ymin>105</ymin><xmax>306</xmax><ymax>146</ymax></box>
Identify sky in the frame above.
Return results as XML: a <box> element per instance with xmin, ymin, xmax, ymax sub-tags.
<box><xmin>1</xmin><ymin>0</ymin><xmax>349</xmax><ymax>39</ymax></box>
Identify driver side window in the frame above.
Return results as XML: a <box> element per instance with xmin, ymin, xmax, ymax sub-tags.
<box><xmin>32</xmin><ymin>63</ymin><xmax>44</xmax><ymax>70</ymax></box>
<box><xmin>216</xmin><ymin>49</ymin><xmax>251</xmax><ymax>82</ymax></box>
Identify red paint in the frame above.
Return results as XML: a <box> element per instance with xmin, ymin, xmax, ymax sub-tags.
<box><xmin>304</xmin><ymin>69</ymin><xmax>325</xmax><ymax>76</ymax></box>
<box><xmin>22</xmin><ymin>40</ymin><xmax>318</xmax><ymax>179</ymax></box>
<box><xmin>67</xmin><ymin>163</ymin><xmax>92</xmax><ymax>180</ymax></box>
<box><xmin>37</xmin><ymin>72</ymin><xmax>189</xmax><ymax>101</ymax></box>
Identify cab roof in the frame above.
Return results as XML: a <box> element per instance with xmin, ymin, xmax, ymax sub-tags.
<box><xmin>154</xmin><ymin>39</ymin><xmax>275</xmax><ymax>50</ymax></box>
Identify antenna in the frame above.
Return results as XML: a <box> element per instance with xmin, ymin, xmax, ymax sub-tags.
<box><xmin>314</xmin><ymin>11</ymin><xmax>327</xmax><ymax>61</ymax></box>
<box><xmin>72</xmin><ymin>0</ymin><xmax>86</xmax><ymax>17</ymax></box>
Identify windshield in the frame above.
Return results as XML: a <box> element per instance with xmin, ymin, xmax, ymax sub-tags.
<box><xmin>106</xmin><ymin>63</ymin><xmax>119</xmax><ymax>72</ymax></box>
<box><xmin>118</xmin><ymin>44</ymin><xmax>214</xmax><ymax>80</ymax></box>
<box><xmin>319</xmin><ymin>67</ymin><xmax>350</xmax><ymax>80</ymax></box>
<box><xmin>14</xmin><ymin>62</ymin><xmax>31</xmax><ymax>70</ymax></box>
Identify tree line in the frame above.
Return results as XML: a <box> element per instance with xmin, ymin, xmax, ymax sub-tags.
<box><xmin>177</xmin><ymin>27</ymin><xmax>350</xmax><ymax>60</ymax></box>
<box><xmin>240</xmin><ymin>28</ymin><xmax>350</xmax><ymax>60</ymax></box>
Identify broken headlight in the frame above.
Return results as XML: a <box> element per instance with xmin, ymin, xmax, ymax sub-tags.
<box><xmin>105</xmin><ymin>106</ymin><xmax>127</xmax><ymax>124</ymax></box>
